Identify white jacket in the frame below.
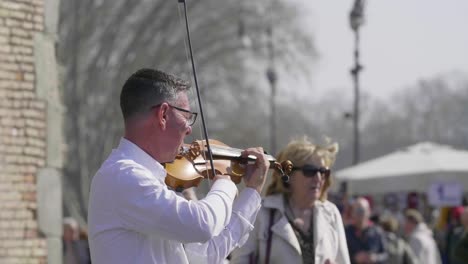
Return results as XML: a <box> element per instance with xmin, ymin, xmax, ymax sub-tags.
<box><xmin>408</xmin><ymin>223</ymin><xmax>442</xmax><ymax>264</ymax></box>
<box><xmin>231</xmin><ymin>194</ymin><xmax>350</xmax><ymax>264</ymax></box>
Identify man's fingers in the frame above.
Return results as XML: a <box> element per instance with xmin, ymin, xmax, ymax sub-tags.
<box><xmin>240</xmin><ymin>147</ymin><xmax>270</xmax><ymax>193</ymax></box>
<box><xmin>241</xmin><ymin>147</ymin><xmax>268</xmax><ymax>167</ymax></box>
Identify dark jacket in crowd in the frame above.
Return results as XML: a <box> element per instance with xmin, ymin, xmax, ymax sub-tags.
<box><xmin>447</xmin><ymin>226</ymin><xmax>465</xmax><ymax>264</ymax></box>
<box><xmin>345</xmin><ymin>223</ymin><xmax>388</xmax><ymax>264</ymax></box>
<box><xmin>452</xmin><ymin>231</ymin><xmax>468</xmax><ymax>263</ymax></box>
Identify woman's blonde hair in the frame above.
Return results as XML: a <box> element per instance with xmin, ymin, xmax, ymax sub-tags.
<box><xmin>266</xmin><ymin>137</ymin><xmax>338</xmax><ymax>201</ymax></box>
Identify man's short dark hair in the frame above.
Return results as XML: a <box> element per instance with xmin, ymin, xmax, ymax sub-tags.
<box><xmin>120</xmin><ymin>68</ymin><xmax>190</xmax><ymax>120</ymax></box>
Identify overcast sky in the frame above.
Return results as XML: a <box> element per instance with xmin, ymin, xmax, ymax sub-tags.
<box><xmin>301</xmin><ymin>0</ymin><xmax>468</xmax><ymax>100</ymax></box>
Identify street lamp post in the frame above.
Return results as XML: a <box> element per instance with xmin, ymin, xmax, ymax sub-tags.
<box><xmin>266</xmin><ymin>26</ymin><xmax>277</xmax><ymax>155</ymax></box>
<box><xmin>349</xmin><ymin>0</ymin><xmax>365</xmax><ymax>165</ymax></box>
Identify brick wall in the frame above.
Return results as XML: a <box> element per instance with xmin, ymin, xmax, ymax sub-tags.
<box><xmin>0</xmin><ymin>0</ymin><xmax>48</xmax><ymax>263</ymax></box>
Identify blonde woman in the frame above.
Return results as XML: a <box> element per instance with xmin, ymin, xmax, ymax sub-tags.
<box><xmin>231</xmin><ymin>138</ymin><xmax>350</xmax><ymax>264</ymax></box>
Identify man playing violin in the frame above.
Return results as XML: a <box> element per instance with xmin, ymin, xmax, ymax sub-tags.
<box><xmin>87</xmin><ymin>68</ymin><xmax>270</xmax><ymax>264</ymax></box>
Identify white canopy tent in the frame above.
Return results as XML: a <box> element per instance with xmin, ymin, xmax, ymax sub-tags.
<box><xmin>334</xmin><ymin>142</ymin><xmax>468</xmax><ymax>195</ymax></box>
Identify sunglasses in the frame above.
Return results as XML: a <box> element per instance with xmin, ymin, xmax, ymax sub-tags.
<box><xmin>292</xmin><ymin>164</ymin><xmax>331</xmax><ymax>178</ymax></box>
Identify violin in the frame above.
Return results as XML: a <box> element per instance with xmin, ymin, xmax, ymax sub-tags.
<box><xmin>164</xmin><ymin>139</ymin><xmax>293</xmax><ymax>191</ymax></box>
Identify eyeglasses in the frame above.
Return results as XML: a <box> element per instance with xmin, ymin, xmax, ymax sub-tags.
<box><xmin>152</xmin><ymin>103</ymin><xmax>198</xmax><ymax>126</ymax></box>
<box><xmin>169</xmin><ymin>104</ymin><xmax>198</xmax><ymax>126</ymax></box>
<box><xmin>292</xmin><ymin>164</ymin><xmax>331</xmax><ymax>178</ymax></box>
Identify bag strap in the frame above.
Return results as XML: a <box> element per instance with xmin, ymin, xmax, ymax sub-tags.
<box><xmin>265</xmin><ymin>209</ymin><xmax>275</xmax><ymax>264</ymax></box>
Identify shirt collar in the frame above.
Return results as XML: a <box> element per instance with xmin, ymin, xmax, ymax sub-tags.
<box><xmin>117</xmin><ymin>138</ymin><xmax>166</xmax><ymax>180</ymax></box>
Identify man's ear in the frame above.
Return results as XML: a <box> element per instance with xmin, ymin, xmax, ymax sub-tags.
<box><xmin>157</xmin><ymin>103</ymin><xmax>170</xmax><ymax>129</ymax></box>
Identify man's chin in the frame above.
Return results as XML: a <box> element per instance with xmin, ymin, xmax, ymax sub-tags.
<box><xmin>160</xmin><ymin>147</ymin><xmax>183</xmax><ymax>164</ymax></box>
<box><xmin>161</xmin><ymin>156</ymin><xmax>176</xmax><ymax>164</ymax></box>
<box><xmin>159</xmin><ymin>153</ymin><xmax>177</xmax><ymax>164</ymax></box>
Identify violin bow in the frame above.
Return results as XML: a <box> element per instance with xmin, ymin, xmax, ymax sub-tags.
<box><xmin>177</xmin><ymin>0</ymin><xmax>217</xmax><ymax>179</ymax></box>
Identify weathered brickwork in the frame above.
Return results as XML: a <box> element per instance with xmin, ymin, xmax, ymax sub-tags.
<box><xmin>0</xmin><ymin>0</ymin><xmax>48</xmax><ymax>263</ymax></box>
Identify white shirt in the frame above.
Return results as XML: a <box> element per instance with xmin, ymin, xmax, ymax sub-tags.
<box><xmin>88</xmin><ymin>138</ymin><xmax>261</xmax><ymax>264</ymax></box>
<box><xmin>408</xmin><ymin>223</ymin><xmax>442</xmax><ymax>264</ymax></box>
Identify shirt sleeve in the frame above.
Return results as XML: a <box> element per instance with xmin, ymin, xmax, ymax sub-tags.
<box><xmin>184</xmin><ymin>187</ymin><xmax>262</xmax><ymax>264</ymax></box>
<box><xmin>229</xmin><ymin>208</ymin><xmax>263</xmax><ymax>264</ymax></box>
<box><xmin>115</xmin><ymin>166</ymin><xmax>237</xmax><ymax>243</ymax></box>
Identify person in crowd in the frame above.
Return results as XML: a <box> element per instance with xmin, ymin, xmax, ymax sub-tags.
<box><xmin>230</xmin><ymin>138</ymin><xmax>350</xmax><ymax>264</ymax></box>
<box><xmin>452</xmin><ymin>230</ymin><xmax>468</xmax><ymax>263</ymax></box>
<box><xmin>63</xmin><ymin>217</ymin><xmax>91</xmax><ymax>264</ymax></box>
<box><xmin>345</xmin><ymin>197</ymin><xmax>388</xmax><ymax>264</ymax></box>
<box><xmin>342</xmin><ymin>197</ymin><xmax>355</xmax><ymax>226</ymax></box>
<box><xmin>442</xmin><ymin>206</ymin><xmax>463</xmax><ymax>264</ymax></box>
<box><xmin>87</xmin><ymin>68</ymin><xmax>270</xmax><ymax>264</ymax></box>
<box><xmin>451</xmin><ymin>207</ymin><xmax>468</xmax><ymax>263</ymax></box>
<box><xmin>379</xmin><ymin>216</ymin><xmax>418</xmax><ymax>264</ymax></box>
<box><xmin>404</xmin><ymin>209</ymin><xmax>442</xmax><ymax>264</ymax></box>
<box><xmin>381</xmin><ymin>193</ymin><xmax>405</xmax><ymax>235</ymax></box>
<box><xmin>432</xmin><ymin>207</ymin><xmax>448</xmax><ymax>262</ymax></box>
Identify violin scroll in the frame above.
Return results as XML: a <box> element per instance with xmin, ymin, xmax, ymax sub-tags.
<box><xmin>275</xmin><ymin>160</ymin><xmax>293</xmax><ymax>183</ymax></box>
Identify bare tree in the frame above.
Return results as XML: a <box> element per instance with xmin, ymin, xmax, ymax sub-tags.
<box><xmin>350</xmin><ymin>72</ymin><xmax>468</xmax><ymax>168</ymax></box>
<box><xmin>300</xmin><ymin>72</ymin><xmax>468</xmax><ymax>170</ymax></box>
<box><xmin>58</xmin><ymin>0</ymin><xmax>317</xmax><ymax>223</ymax></box>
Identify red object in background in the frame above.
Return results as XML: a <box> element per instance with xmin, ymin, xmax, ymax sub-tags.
<box><xmin>451</xmin><ymin>206</ymin><xmax>464</xmax><ymax>221</ymax></box>
<box><xmin>407</xmin><ymin>192</ymin><xmax>419</xmax><ymax>209</ymax></box>
<box><xmin>363</xmin><ymin>195</ymin><xmax>374</xmax><ymax>210</ymax></box>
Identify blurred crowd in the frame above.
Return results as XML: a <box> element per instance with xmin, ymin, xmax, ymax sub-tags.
<box><xmin>338</xmin><ymin>197</ymin><xmax>468</xmax><ymax>264</ymax></box>
<box><xmin>64</xmin><ymin>138</ymin><xmax>467</xmax><ymax>264</ymax></box>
